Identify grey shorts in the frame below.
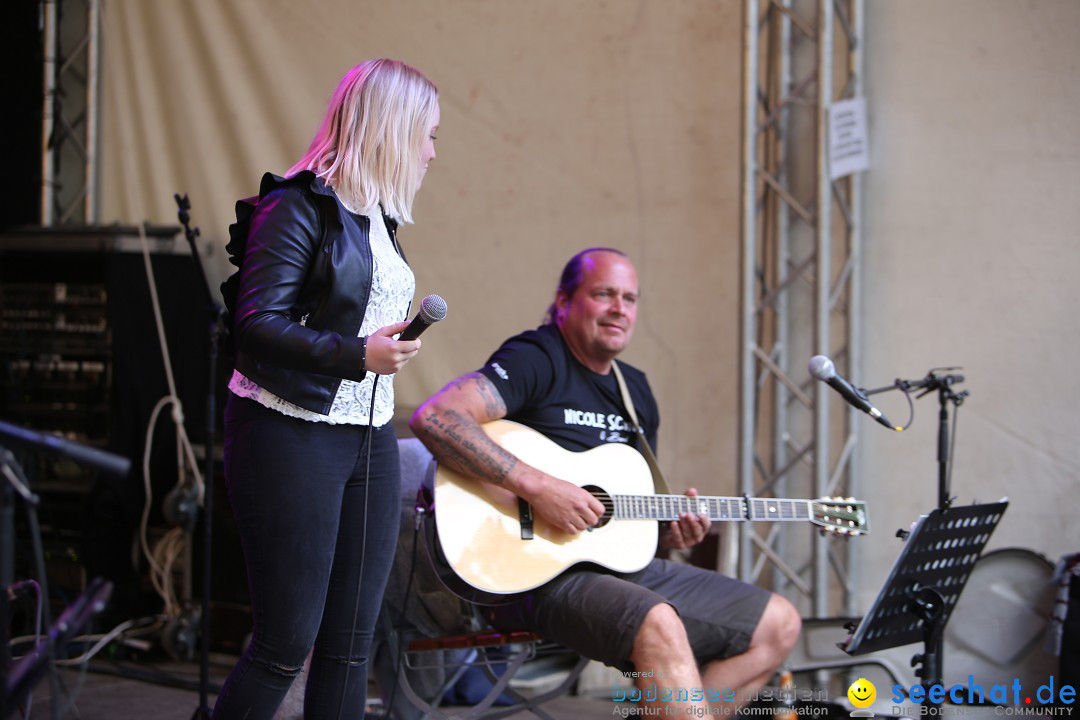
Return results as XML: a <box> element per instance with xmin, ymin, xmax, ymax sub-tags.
<box><xmin>486</xmin><ymin>558</ymin><xmax>771</xmax><ymax>672</ymax></box>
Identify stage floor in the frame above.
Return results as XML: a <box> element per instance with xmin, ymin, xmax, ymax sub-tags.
<box><xmin>23</xmin><ymin>656</ymin><xmax>616</xmax><ymax>719</ymax></box>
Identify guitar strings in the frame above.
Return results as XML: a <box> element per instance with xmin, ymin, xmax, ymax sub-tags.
<box><xmin>582</xmin><ymin>492</ymin><xmax>862</xmax><ymax>530</ymax></box>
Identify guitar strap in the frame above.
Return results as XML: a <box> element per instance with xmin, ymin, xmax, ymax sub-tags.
<box><xmin>612</xmin><ymin>361</ymin><xmax>671</xmax><ymax>495</ymax></box>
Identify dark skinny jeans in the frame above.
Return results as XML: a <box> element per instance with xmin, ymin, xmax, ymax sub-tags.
<box><xmin>212</xmin><ymin>394</ymin><xmax>400</xmax><ymax>720</ymax></box>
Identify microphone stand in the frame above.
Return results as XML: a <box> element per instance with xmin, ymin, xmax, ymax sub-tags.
<box><xmin>174</xmin><ymin>194</ymin><xmax>227</xmax><ymax>720</ymax></box>
<box><xmin>851</xmin><ymin>367</ymin><xmax>974</xmax><ymax>696</ymax></box>
<box><xmin>0</xmin><ymin>423</ymin><xmax>129</xmax><ymax>719</ymax></box>
<box><xmin>1</xmin><ymin>446</ymin><xmax>27</xmax><ymax>718</ymax></box>
<box><xmin>863</xmin><ymin>368</ymin><xmax>968</xmax><ymax>512</ymax></box>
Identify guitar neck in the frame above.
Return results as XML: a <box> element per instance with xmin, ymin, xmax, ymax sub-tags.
<box><xmin>611</xmin><ymin>494</ymin><xmax>812</xmax><ymax>523</ymax></box>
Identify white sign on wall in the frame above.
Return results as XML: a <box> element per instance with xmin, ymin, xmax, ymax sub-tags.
<box><xmin>828</xmin><ymin>97</ymin><xmax>870</xmax><ymax>180</ymax></box>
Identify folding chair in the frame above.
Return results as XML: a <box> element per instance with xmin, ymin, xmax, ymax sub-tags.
<box><xmin>370</xmin><ymin>438</ymin><xmax>587</xmax><ymax>720</ymax></box>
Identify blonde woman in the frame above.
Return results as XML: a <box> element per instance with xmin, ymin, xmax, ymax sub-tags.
<box><xmin>213</xmin><ymin>59</ymin><xmax>439</xmax><ymax>720</ymax></box>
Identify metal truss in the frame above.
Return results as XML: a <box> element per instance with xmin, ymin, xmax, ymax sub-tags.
<box><xmin>41</xmin><ymin>0</ymin><xmax>101</xmax><ymax>225</ymax></box>
<box><xmin>738</xmin><ymin>0</ymin><xmax>866</xmax><ymax>618</ymax></box>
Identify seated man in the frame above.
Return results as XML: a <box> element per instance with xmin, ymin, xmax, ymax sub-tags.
<box><xmin>410</xmin><ymin>247</ymin><xmax>801</xmax><ymax>715</ymax></box>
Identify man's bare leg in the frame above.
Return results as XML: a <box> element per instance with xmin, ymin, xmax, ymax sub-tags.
<box><xmin>701</xmin><ymin>594</ymin><xmax>802</xmax><ymax>711</ymax></box>
<box><xmin>629</xmin><ymin>603</ymin><xmax>709</xmax><ymax>714</ymax></box>
<box><xmin>627</xmin><ymin>594</ymin><xmax>800</xmax><ymax>714</ymax></box>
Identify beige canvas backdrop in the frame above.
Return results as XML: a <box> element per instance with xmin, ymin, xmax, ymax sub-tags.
<box><xmin>859</xmin><ymin>1</ymin><xmax>1080</xmax><ymax>606</ymax></box>
<box><xmin>100</xmin><ymin>0</ymin><xmax>744</xmax><ymax>508</ymax></box>
<box><xmin>100</xmin><ymin>0</ymin><xmax>1079</xmax><ymax>614</ymax></box>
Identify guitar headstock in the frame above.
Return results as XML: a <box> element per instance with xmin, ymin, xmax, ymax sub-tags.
<box><xmin>811</xmin><ymin>497</ymin><xmax>869</xmax><ymax>536</ymax></box>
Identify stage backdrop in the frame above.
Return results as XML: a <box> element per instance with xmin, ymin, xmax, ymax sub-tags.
<box><xmin>99</xmin><ymin>0</ymin><xmax>1079</xmax><ymax>612</ymax></box>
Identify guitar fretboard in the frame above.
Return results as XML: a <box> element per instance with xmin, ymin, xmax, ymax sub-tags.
<box><xmin>611</xmin><ymin>495</ymin><xmax>812</xmax><ymax>522</ymax></box>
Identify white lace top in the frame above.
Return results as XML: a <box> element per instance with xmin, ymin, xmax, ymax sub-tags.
<box><xmin>228</xmin><ymin>206</ymin><xmax>414</xmax><ymax>428</ymax></box>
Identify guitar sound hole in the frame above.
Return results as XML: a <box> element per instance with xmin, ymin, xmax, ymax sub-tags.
<box><xmin>583</xmin><ymin>485</ymin><xmax>613</xmax><ymax>528</ymax></box>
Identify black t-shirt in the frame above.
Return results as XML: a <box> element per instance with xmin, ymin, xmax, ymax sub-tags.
<box><xmin>477</xmin><ymin>324</ymin><xmax>660</xmax><ymax>455</ymax></box>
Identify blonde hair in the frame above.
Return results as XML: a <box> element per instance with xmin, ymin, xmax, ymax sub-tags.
<box><xmin>287</xmin><ymin>59</ymin><xmax>438</xmax><ymax>223</ymax></box>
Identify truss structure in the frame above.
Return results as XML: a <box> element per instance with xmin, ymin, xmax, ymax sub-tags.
<box><xmin>738</xmin><ymin>0</ymin><xmax>867</xmax><ymax>618</ymax></box>
<box><xmin>41</xmin><ymin>0</ymin><xmax>101</xmax><ymax>225</ymax></box>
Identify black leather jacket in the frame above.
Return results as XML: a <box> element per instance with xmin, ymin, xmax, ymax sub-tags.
<box><xmin>225</xmin><ymin>171</ymin><xmax>406</xmax><ymax>415</ymax></box>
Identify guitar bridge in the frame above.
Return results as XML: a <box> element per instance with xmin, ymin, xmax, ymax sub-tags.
<box><xmin>518</xmin><ymin>498</ymin><xmax>534</xmax><ymax>540</ymax></box>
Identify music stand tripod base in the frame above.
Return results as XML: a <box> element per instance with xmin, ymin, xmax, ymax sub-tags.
<box><xmin>842</xmin><ymin>500</ymin><xmax>1009</xmax><ymax>696</ymax></box>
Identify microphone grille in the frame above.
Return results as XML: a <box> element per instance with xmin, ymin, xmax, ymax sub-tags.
<box><xmin>418</xmin><ymin>294</ymin><xmax>448</xmax><ymax>324</ymax></box>
<box><xmin>807</xmin><ymin>355</ymin><xmax>836</xmax><ymax>381</ymax></box>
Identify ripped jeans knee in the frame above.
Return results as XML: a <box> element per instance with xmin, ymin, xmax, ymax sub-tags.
<box><xmin>256</xmin><ymin>656</ymin><xmax>307</xmax><ymax>679</ymax></box>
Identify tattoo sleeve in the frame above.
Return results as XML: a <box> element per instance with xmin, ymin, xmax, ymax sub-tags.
<box><xmin>414</xmin><ymin>373</ymin><xmax>518</xmax><ymax>484</ymax></box>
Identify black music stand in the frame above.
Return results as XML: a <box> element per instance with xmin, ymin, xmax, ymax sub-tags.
<box><xmin>843</xmin><ymin>500</ymin><xmax>1009</xmax><ymax>700</ymax></box>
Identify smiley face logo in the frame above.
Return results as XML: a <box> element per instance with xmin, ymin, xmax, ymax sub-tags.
<box><xmin>847</xmin><ymin>678</ymin><xmax>876</xmax><ymax>709</ymax></box>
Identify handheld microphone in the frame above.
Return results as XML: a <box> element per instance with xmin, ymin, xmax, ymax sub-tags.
<box><xmin>399</xmin><ymin>294</ymin><xmax>447</xmax><ymax>341</ymax></box>
<box><xmin>808</xmin><ymin>355</ymin><xmax>899</xmax><ymax>431</ymax></box>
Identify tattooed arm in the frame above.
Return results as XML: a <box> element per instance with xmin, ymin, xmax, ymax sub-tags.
<box><xmin>409</xmin><ymin>372</ymin><xmax>605</xmax><ymax>534</ymax></box>
<box><xmin>409</xmin><ymin>372</ymin><xmax>515</xmax><ymax>481</ymax></box>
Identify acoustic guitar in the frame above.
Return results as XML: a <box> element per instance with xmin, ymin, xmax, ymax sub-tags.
<box><xmin>433</xmin><ymin>420</ymin><xmax>868</xmax><ymax>597</ymax></box>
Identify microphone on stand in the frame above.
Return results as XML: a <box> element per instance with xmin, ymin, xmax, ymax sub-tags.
<box><xmin>399</xmin><ymin>294</ymin><xmax>448</xmax><ymax>341</ymax></box>
<box><xmin>808</xmin><ymin>355</ymin><xmax>900</xmax><ymax>431</ymax></box>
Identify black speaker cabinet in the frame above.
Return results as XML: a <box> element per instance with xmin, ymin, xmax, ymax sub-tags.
<box><xmin>0</xmin><ymin>226</ymin><xmax>238</xmax><ymax>625</ymax></box>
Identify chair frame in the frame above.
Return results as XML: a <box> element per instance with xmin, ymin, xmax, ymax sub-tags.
<box><xmin>384</xmin><ymin>438</ymin><xmax>588</xmax><ymax>720</ymax></box>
